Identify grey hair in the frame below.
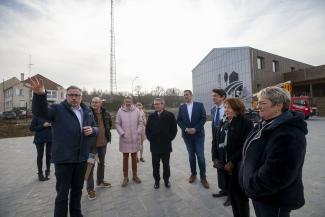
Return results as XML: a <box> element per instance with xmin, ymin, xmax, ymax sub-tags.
<box><xmin>124</xmin><ymin>96</ymin><xmax>133</xmax><ymax>101</ymax></box>
<box><xmin>154</xmin><ymin>97</ymin><xmax>165</xmax><ymax>104</ymax></box>
<box><xmin>91</xmin><ymin>97</ymin><xmax>102</xmax><ymax>102</ymax></box>
<box><xmin>257</xmin><ymin>86</ymin><xmax>291</xmax><ymax>111</ymax></box>
<box><xmin>67</xmin><ymin>85</ymin><xmax>82</xmax><ymax>94</ymax></box>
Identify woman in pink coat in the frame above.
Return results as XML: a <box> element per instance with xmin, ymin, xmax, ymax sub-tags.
<box><xmin>115</xmin><ymin>96</ymin><xmax>144</xmax><ymax>187</ymax></box>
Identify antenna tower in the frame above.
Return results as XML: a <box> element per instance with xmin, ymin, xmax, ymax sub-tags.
<box><xmin>110</xmin><ymin>0</ymin><xmax>117</xmax><ymax>94</ymax></box>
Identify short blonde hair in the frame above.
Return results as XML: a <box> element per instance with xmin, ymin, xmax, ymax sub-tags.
<box><xmin>257</xmin><ymin>86</ymin><xmax>291</xmax><ymax>111</ymax></box>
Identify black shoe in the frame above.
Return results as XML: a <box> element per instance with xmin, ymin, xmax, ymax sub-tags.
<box><xmin>223</xmin><ymin>197</ymin><xmax>231</xmax><ymax>206</ymax></box>
<box><xmin>38</xmin><ymin>172</ymin><xmax>46</xmax><ymax>181</ymax></box>
<box><xmin>164</xmin><ymin>181</ymin><xmax>171</xmax><ymax>188</ymax></box>
<box><xmin>154</xmin><ymin>182</ymin><xmax>160</xmax><ymax>189</ymax></box>
<box><xmin>212</xmin><ymin>190</ymin><xmax>227</xmax><ymax>198</ymax></box>
<box><xmin>45</xmin><ymin>170</ymin><xmax>50</xmax><ymax>180</ymax></box>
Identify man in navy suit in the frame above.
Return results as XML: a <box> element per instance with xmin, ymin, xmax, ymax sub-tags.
<box><xmin>210</xmin><ymin>89</ymin><xmax>230</xmax><ymax>204</ymax></box>
<box><xmin>177</xmin><ymin>90</ymin><xmax>209</xmax><ymax>188</ymax></box>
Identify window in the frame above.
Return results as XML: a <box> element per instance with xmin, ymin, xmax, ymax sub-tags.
<box><xmin>47</xmin><ymin>90</ymin><xmax>57</xmax><ymax>99</ymax></box>
<box><xmin>257</xmin><ymin>57</ymin><xmax>264</xmax><ymax>69</ymax></box>
<box><xmin>272</xmin><ymin>60</ymin><xmax>279</xmax><ymax>72</ymax></box>
<box><xmin>293</xmin><ymin>99</ymin><xmax>307</xmax><ymax>106</ymax></box>
<box><xmin>4</xmin><ymin>89</ymin><xmax>12</xmax><ymax>98</ymax></box>
<box><xmin>291</xmin><ymin>67</ymin><xmax>295</xmax><ymax>72</ymax></box>
<box><xmin>16</xmin><ymin>88</ymin><xmax>23</xmax><ymax>96</ymax></box>
<box><xmin>257</xmin><ymin>84</ymin><xmax>261</xmax><ymax>91</ymax></box>
<box><xmin>5</xmin><ymin>100</ymin><xmax>12</xmax><ymax>108</ymax></box>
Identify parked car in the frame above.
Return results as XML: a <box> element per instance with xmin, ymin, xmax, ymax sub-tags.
<box><xmin>26</xmin><ymin>110</ymin><xmax>33</xmax><ymax>118</ymax></box>
<box><xmin>2</xmin><ymin>111</ymin><xmax>17</xmax><ymax>120</ymax></box>
<box><xmin>244</xmin><ymin>109</ymin><xmax>260</xmax><ymax>125</ymax></box>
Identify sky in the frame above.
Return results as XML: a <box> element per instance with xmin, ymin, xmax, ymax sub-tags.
<box><xmin>0</xmin><ymin>0</ymin><xmax>324</xmax><ymax>93</ymax></box>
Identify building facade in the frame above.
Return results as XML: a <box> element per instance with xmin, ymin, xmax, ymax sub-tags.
<box><xmin>192</xmin><ymin>47</ymin><xmax>312</xmax><ymax>112</ymax></box>
<box><xmin>0</xmin><ymin>73</ymin><xmax>66</xmax><ymax>113</ymax></box>
<box><xmin>284</xmin><ymin>65</ymin><xmax>325</xmax><ymax>116</ymax></box>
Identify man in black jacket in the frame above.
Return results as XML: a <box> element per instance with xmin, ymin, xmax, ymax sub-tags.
<box><xmin>28</xmin><ymin>77</ymin><xmax>97</xmax><ymax>217</ymax></box>
<box><xmin>146</xmin><ymin>98</ymin><xmax>178</xmax><ymax>189</ymax></box>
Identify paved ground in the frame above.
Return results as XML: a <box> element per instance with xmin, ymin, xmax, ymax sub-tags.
<box><xmin>0</xmin><ymin>117</ymin><xmax>324</xmax><ymax>217</ymax></box>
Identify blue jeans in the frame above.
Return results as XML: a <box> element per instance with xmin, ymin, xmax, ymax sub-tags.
<box><xmin>87</xmin><ymin>146</ymin><xmax>107</xmax><ymax>192</ymax></box>
<box><xmin>183</xmin><ymin>135</ymin><xmax>206</xmax><ymax>179</ymax></box>
<box><xmin>54</xmin><ymin>162</ymin><xmax>86</xmax><ymax>217</ymax></box>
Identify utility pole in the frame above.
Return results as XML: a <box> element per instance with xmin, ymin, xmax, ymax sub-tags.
<box><xmin>110</xmin><ymin>0</ymin><xmax>117</xmax><ymax>94</ymax></box>
<box><xmin>28</xmin><ymin>54</ymin><xmax>33</xmax><ymax>77</ymax></box>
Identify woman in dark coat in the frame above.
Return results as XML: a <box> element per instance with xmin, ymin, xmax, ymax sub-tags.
<box><xmin>30</xmin><ymin>115</ymin><xmax>52</xmax><ymax>181</ymax></box>
<box><xmin>212</xmin><ymin>98</ymin><xmax>253</xmax><ymax>217</ymax></box>
<box><xmin>239</xmin><ymin>87</ymin><xmax>307</xmax><ymax>217</ymax></box>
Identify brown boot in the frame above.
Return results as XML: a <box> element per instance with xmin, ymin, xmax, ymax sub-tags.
<box><xmin>131</xmin><ymin>153</ymin><xmax>141</xmax><ymax>183</ymax></box>
<box><xmin>189</xmin><ymin>175</ymin><xmax>197</xmax><ymax>183</ymax></box>
<box><xmin>122</xmin><ymin>153</ymin><xmax>129</xmax><ymax>187</ymax></box>
<box><xmin>121</xmin><ymin>177</ymin><xmax>129</xmax><ymax>187</ymax></box>
<box><xmin>201</xmin><ymin>179</ymin><xmax>210</xmax><ymax>189</ymax></box>
<box><xmin>123</xmin><ymin>153</ymin><xmax>129</xmax><ymax>178</ymax></box>
<box><xmin>133</xmin><ymin>176</ymin><xmax>142</xmax><ymax>184</ymax></box>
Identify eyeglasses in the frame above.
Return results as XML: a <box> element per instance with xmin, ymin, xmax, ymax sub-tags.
<box><xmin>67</xmin><ymin>94</ymin><xmax>81</xmax><ymax>97</ymax></box>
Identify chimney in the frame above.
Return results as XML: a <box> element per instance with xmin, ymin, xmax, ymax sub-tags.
<box><xmin>21</xmin><ymin>73</ymin><xmax>24</xmax><ymax>81</ymax></box>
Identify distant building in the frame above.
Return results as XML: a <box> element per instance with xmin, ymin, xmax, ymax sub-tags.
<box><xmin>0</xmin><ymin>73</ymin><xmax>66</xmax><ymax>112</ymax></box>
<box><xmin>284</xmin><ymin>65</ymin><xmax>325</xmax><ymax>116</ymax></box>
<box><xmin>192</xmin><ymin>47</ymin><xmax>313</xmax><ymax>111</ymax></box>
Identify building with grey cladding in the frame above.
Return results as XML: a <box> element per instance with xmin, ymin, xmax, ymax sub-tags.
<box><xmin>192</xmin><ymin>47</ymin><xmax>312</xmax><ymax>112</ymax></box>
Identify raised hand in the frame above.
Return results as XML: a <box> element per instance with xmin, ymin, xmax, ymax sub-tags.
<box><xmin>25</xmin><ymin>77</ymin><xmax>45</xmax><ymax>95</ymax></box>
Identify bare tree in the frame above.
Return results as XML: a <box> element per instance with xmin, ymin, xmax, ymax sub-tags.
<box><xmin>151</xmin><ymin>86</ymin><xmax>165</xmax><ymax>96</ymax></box>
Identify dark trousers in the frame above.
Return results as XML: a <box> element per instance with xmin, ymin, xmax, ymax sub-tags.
<box><xmin>217</xmin><ymin>167</ymin><xmax>230</xmax><ymax>192</ymax></box>
<box><xmin>35</xmin><ymin>142</ymin><xmax>51</xmax><ymax>173</ymax></box>
<box><xmin>54</xmin><ymin>162</ymin><xmax>86</xmax><ymax>217</ymax></box>
<box><xmin>151</xmin><ymin>152</ymin><xmax>171</xmax><ymax>183</ymax></box>
<box><xmin>183</xmin><ymin>136</ymin><xmax>206</xmax><ymax>179</ymax></box>
<box><xmin>87</xmin><ymin>146</ymin><xmax>107</xmax><ymax>192</ymax></box>
<box><xmin>253</xmin><ymin>200</ymin><xmax>291</xmax><ymax>217</ymax></box>
<box><xmin>229</xmin><ymin>173</ymin><xmax>249</xmax><ymax>217</ymax></box>
<box><xmin>216</xmin><ymin>146</ymin><xmax>229</xmax><ymax>192</ymax></box>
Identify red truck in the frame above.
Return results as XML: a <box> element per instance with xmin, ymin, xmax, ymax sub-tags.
<box><xmin>290</xmin><ymin>96</ymin><xmax>317</xmax><ymax>119</ymax></box>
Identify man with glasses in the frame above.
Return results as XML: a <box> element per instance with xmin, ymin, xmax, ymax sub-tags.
<box><xmin>177</xmin><ymin>90</ymin><xmax>209</xmax><ymax>188</ymax></box>
<box><xmin>28</xmin><ymin>77</ymin><xmax>97</xmax><ymax>217</ymax></box>
<box><xmin>86</xmin><ymin>97</ymin><xmax>112</xmax><ymax>200</ymax></box>
<box><xmin>145</xmin><ymin>98</ymin><xmax>177</xmax><ymax>189</ymax></box>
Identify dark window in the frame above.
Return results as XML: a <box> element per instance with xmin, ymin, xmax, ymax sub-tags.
<box><xmin>257</xmin><ymin>57</ymin><xmax>264</xmax><ymax>69</ymax></box>
<box><xmin>313</xmin><ymin>83</ymin><xmax>325</xmax><ymax>97</ymax></box>
<box><xmin>257</xmin><ymin>84</ymin><xmax>261</xmax><ymax>91</ymax></box>
<box><xmin>272</xmin><ymin>60</ymin><xmax>279</xmax><ymax>72</ymax></box>
<box><xmin>291</xmin><ymin>67</ymin><xmax>295</xmax><ymax>72</ymax></box>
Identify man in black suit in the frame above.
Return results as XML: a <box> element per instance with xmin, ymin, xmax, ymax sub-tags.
<box><xmin>146</xmin><ymin>98</ymin><xmax>178</xmax><ymax>189</ymax></box>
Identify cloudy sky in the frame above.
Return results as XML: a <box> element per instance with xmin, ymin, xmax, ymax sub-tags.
<box><xmin>0</xmin><ymin>0</ymin><xmax>324</xmax><ymax>93</ymax></box>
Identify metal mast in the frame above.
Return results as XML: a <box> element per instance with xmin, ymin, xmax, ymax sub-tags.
<box><xmin>110</xmin><ymin>0</ymin><xmax>117</xmax><ymax>94</ymax></box>
<box><xmin>28</xmin><ymin>54</ymin><xmax>33</xmax><ymax>77</ymax></box>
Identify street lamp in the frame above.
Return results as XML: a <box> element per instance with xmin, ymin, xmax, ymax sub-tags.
<box><xmin>131</xmin><ymin>76</ymin><xmax>139</xmax><ymax>95</ymax></box>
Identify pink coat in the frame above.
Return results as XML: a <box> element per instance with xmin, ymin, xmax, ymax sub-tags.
<box><xmin>115</xmin><ymin>105</ymin><xmax>144</xmax><ymax>153</ymax></box>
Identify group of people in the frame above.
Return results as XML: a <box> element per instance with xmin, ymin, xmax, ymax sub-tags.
<box><xmin>28</xmin><ymin>76</ymin><xmax>307</xmax><ymax>217</ymax></box>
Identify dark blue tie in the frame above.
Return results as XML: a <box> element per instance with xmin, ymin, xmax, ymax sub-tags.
<box><xmin>214</xmin><ymin>107</ymin><xmax>220</xmax><ymax>126</ymax></box>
